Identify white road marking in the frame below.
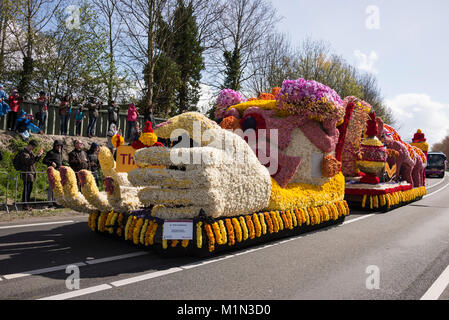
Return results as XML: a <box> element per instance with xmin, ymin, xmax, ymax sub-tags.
<box><xmin>0</xmin><ymin>220</ymin><xmax>75</xmax><ymax>230</ymax></box>
<box><xmin>342</xmin><ymin>215</ymin><xmax>375</xmax><ymax>225</ymax></box>
<box><xmin>0</xmin><ymin>240</ymin><xmax>54</xmax><ymax>248</ymax></box>
<box><xmin>420</xmin><ymin>264</ymin><xmax>449</xmax><ymax>300</ymax></box>
<box><xmin>423</xmin><ymin>180</ymin><xmax>449</xmax><ymax>199</ymax></box>
<box><xmin>4</xmin><ymin>262</ymin><xmax>86</xmax><ymax>280</ymax></box>
<box><xmin>110</xmin><ymin>267</ymin><xmax>183</xmax><ymax>287</ymax></box>
<box><xmin>426</xmin><ymin>177</ymin><xmax>446</xmax><ymax>190</ymax></box>
<box><xmin>3</xmin><ymin>252</ymin><xmax>149</xmax><ymax>281</ymax></box>
<box><xmin>38</xmin><ymin>284</ymin><xmax>113</xmax><ymax>300</ymax></box>
<box><xmin>85</xmin><ymin>252</ymin><xmax>148</xmax><ymax>265</ymax></box>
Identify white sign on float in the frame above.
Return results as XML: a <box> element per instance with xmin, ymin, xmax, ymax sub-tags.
<box><xmin>163</xmin><ymin>220</ymin><xmax>194</xmax><ymax>240</ymax></box>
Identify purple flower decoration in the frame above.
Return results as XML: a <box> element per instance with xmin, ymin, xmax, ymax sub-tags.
<box><xmin>214</xmin><ymin>89</ymin><xmax>247</xmax><ymax>119</ymax></box>
<box><xmin>276</xmin><ymin>78</ymin><xmax>344</xmax><ymax>122</ymax></box>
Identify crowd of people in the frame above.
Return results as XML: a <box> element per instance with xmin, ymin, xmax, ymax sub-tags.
<box><xmin>0</xmin><ymin>84</ymin><xmax>158</xmax><ymax>143</ymax></box>
<box><xmin>13</xmin><ymin>138</ymin><xmax>101</xmax><ymax>210</ymax></box>
<box><xmin>0</xmin><ymin>84</ymin><xmax>160</xmax><ymax>210</ymax></box>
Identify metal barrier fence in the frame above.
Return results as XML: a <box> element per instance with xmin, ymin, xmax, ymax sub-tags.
<box><xmin>0</xmin><ymin>171</ymin><xmax>52</xmax><ymax>213</ymax></box>
<box><xmin>0</xmin><ymin>101</ymin><xmax>166</xmax><ymax>138</ymax></box>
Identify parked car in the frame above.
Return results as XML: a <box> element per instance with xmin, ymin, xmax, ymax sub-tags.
<box><xmin>426</xmin><ymin>152</ymin><xmax>447</xmax><ymax>178</ymax></box>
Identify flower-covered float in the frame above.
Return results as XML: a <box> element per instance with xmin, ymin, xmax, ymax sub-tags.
<box><xmin>337</xmin><ymin>97</ymin><xmax>427</xmax><ymax>211</ymax></box>
<box><xmin>411</xmin><ymin>129</ymin><xmax>429</xmax><ymax>156</ymax></box>
<box><xmin>48</xmin><ymin>79</ymin><xmax>351</xmax><ymax>256</ymax></box>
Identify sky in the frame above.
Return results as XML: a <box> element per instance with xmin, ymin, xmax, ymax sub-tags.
<box><xmin>274</xmin><ymin>0</ymin><xmax>449</xmax><ymax>147</ymax></box>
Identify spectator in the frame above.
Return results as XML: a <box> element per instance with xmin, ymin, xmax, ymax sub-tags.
<box><xmin>59</xmin><ymin>95</ymin><xmax>70</xmax><ymax>135</ymax></box>
<box><xmin>74</xmin><ymin>105</ymin><xmax>85</xmax><ymax>136</ymax></box>
<box><xmin>127</xmin><ymin>103</ymin><xmax>138</xmax><ymax>141</ymax></box>
<box><xmin>43</xmin><ymin>140</ymin><xmax>64</xmax><ymax>206</ymax></box>
<box><xmin>0</xmin><ymin>84</ymin><xmax>10</xmax><ymax>117</ymax></box>
<box><xmin>43</xmin><ymin>140</ymin><xmax>64</xmax><ymax>170</ymax></box>
<box><xmin>68</xmin><ymin>139</ymin><xmax>89</xmax><ymax>173</ymax></box>
<box><xmin>107</xmin><ymin>122</ymin><xmax>119</xmax><ymax>153</ymax></box>
<box><xmin>87</xmin><ymin>142</ymin><xmax>100</xmax><ymax>187</ymax></box>
<box><xmin>128</xmin><ymin>121</ymin><xmax>141</xmax><ymax>144</ymax></box>
<box><xmin>36</xmin><ymin>91</ymin><xmax>49</xmax><ymax>132</ymax></box>
<box><xmin>86</xmin><ymin>97</ymin><xmax>98</xmax><ymax>138</ymax></box>
<box><xmin>16</xmin><ymin>140</ymin><xmax>43</xmax><ymax>210</ymax></box>
<box><xmin>144</xmin><ymin>107</ymin><xmax>156</xmax><ymax>129</ymax></box>
<box><xmin>108</xmin><ymin>100</ymin><xmax>120</xmax><ymax>127</ymax></box>
<box><xmin>7</xmin><ymin>89</ymin><xmax>23</xmax><ymax>131</ymax></box>
<box><xmin>16</xmin><ymin>110</ymin><xmax>41</xmax><ymax>141</ymax></box>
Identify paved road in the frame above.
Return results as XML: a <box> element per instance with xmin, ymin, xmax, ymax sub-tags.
<box><xmin>0</xmin><ymin>176</ymin><xmax>448</xmax><ymax>300</ymax></box>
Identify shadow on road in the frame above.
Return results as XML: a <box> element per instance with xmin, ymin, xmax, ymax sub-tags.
<box><xmin>0</xmin><ymin>218</ymin><xmax>346</xmax><ymax>282</ymax></box>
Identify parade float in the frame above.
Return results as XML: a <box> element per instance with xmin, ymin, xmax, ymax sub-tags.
<box><xmin>48</xmin><ymin>78</ymin><xmax>351</xmax><ymax>256</ymax></box>
<box><xmin>337</xmin><ymin>97</ymin><xmax>427</xmax><ymax>211</ymax></box>
<box><xmin>411</xmin><ymin>129</ymin><xmax>429</xmax><ymax>156</ymax></box>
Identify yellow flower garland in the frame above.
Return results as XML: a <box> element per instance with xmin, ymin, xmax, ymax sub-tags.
<box><xmin>182</xmin><ymin>240</ymin><xmax>189</xmax><ymax>248</ymax></box>
<box><xmin>140</xmin><ymin>219</ymin><xmax>149</xmax><ymax>244</ymax></box>
<box><xmin>239</xmin><ymin>216</ymin><xmax>249</xmax><ymax>240</ymax></box>
<box><xmin>359</xmin><ymin>187</ymin><xmax>426</xmax><ymax>209</ymax></box>
<box><xmin>218</xmin><ymin>220</ymin><xmax>227</xmax><ymax>245</ymax></box>
<box><xmin>133</xmin><ymin>218</ymin><xmax>144</xmax><ymax>245</ymax></box>
<box><xmin>196</xmin><ymin>222</ymin><xmax>203</xmax><ymax>248</ymax></box>
<box><xmin>232</xmin><ymin>218</ymin><xmax>242</xmax><ymax>243</ymax></box>
<box><xmin>258</xmin><ymin>213</ymin><xmax>267</xmax><ymax>235</ymax></box>
<box><xmin>124</xmin><ymin>216</ymin><xmax>132</xmax><ymax>241</ymax></box>
<box><xmin>276</xmin><ymin>211</ymin><xmax>284</xmax><ymax>231</ymax></box>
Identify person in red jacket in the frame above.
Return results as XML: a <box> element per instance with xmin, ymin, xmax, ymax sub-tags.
<box><xmin>126</xmin><ymin>103</ymin><xmax>139</xmax><ymax>142</ymax></box>
<box><xmin>7</xmin><ymin>89</ymin><xmax>23</xmax><ymax>131</ymax></box>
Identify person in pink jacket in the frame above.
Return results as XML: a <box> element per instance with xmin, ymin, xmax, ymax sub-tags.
<box><xmin>127</xmin><ymin>103</ymin><xmax>139</xmax><ymax>141</ymax></box>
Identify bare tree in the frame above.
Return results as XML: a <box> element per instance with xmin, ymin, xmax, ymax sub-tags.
<box><xmin>91</xmin><ymin>0</ymin><xmax>127</xmax><ymax>104</ymax></box>
<box><xmin>248</xmin><ymin>32</ymin><xmax>292</xmax><ymax>95</ymax></box>
<box><xmin>7</xmin><ymin>0</ymin><xmax>62</xmax><ymax>96</ymax></box>
<box><xmin>206</xmin><ymin>0</ymin><xmax>280</xmax><ymax>91</ymax></box>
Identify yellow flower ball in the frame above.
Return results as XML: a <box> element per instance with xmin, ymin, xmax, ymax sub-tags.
<box><xmin>139</xmin><ymin>132</ymin><xmax>158</xmax><ymax>146</ymax></box>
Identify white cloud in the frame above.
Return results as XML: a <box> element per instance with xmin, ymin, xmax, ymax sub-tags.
<box><xmin>385</xmin><ymin>93</ymin><xmax>449</xmax><ymax>148</ymax></box>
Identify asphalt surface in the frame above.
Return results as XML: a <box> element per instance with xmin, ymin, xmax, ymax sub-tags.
<box><xmin>0</xmin><ymin>176</ymin><xmax>448</xmax><ymax>300</ymax></box>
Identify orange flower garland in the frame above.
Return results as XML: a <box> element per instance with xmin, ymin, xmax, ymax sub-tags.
<box><xmin>225</xmin><ymin>219</ymin><xmax>235</xmax><ymax>246</ymax></box>
<box><xmin>269</xmin><ymin>212</ymin><xmax>279</xmax><ymax>233</ymax></box>
<box><xmin>212</xmin><ymin>222</ymin><xmax>223</xmax><ymax>245</ymax></box>
<box><xmin>205</xmin><ymin>224</ymin><xmax>215</xmax><ymax>252</ymax></box>
<box><xmin>245</xmin><ymin>215</ymin><xmax>256</xmax><ymax>239</ymax></box>
<box><xmin>264</xmin><ymin>212</ymin><xmax>274</xmax><ymax>233</ymax></box>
